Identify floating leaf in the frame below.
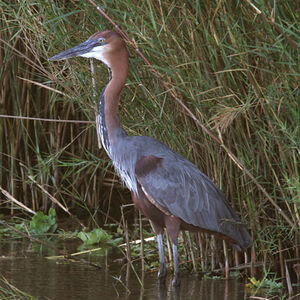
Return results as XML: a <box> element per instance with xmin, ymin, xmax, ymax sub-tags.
<box><xmin>29</xmin><ymin>209</ymin><xmax>57</xmax><ymax>235</ymax></box>
<box><xmin>77</xmin><ymin>228</ymin><xmax>113</xmax><ymax>245</ymax></box>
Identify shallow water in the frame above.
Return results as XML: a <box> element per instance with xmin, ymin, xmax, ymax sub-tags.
<box><xmin>0</xmin><ymin>239</ymin><xmax>255</xmax><ymax>299</ymax></box>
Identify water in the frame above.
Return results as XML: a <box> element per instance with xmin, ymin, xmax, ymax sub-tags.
<box><xmin>0</xmin><ymin>239</ymin><xmax>254</xmax><ymax>299</ymax></box>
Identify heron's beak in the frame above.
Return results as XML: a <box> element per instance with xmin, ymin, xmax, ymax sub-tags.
<box><xmin>49</xmin><ymin>38</ymin><xmax>99</xmax><ymax>61</ymax></box>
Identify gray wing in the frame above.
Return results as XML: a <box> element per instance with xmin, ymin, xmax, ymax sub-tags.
<box><xmin>135</xmin><ymin>153</ymin><xmax>252</xmax><ymax>250</ymax></box>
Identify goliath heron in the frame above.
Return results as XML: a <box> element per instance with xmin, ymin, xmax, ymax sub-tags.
<box><xmin>50</xmin><ymin>30</ymin><xmax>252</xmax><ymax>286</ymax></box>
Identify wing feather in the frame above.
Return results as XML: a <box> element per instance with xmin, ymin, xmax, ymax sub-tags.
<box><xmin>135</xmin><ymin>153</ymin><xmax>252</xmax><ymax>249</ymax></box>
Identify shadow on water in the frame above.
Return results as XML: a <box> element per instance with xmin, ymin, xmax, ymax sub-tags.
<box><xmin>0</xmin><ymin>240</ymin><xmax>249</xmax><ymax>300</ymax></box>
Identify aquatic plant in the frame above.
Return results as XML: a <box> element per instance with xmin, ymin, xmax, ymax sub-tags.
<box><xmin>77</xmin><ymin>227</ymin><xmax>122</xmax><ymax>246</ymax></box>
<box><xmin>29</xmin><ymin>208</ymin><xmax>57</xmax><ymax>235</ymax></box>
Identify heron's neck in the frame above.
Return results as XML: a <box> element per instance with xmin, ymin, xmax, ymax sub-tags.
<box><xmin>104</xmin><ymin>66</ymin><xmax>127</xmax><ymax>133</ymax></box>
<box><xmin>98</xmin><ymin>54</ymin><xmax>128</xmax><ymax>153</ymax></box>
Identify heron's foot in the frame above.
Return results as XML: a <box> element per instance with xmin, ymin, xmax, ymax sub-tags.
<box><xmin>172</xmin><ymin>272</ymin><xmax>181</xmax><ymax>287</ymax></box>
<box><xmin>158</xmin><ymin>263</ymin><xmax>167</xmax><ymax>283</ymax></box>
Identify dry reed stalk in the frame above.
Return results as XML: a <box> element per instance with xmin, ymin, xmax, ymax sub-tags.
<box><xmin>165</xmin><ymin>231</ymin><xmax>172</xmax><ymax>267</ymax></box>
<box><xmin>121</xmin><ymin>205</ymin><xmax>131</xmax><ymax>263</ymax></box>
<box><xmin>139</xmin><ymin>211</ymin><xmax>145</xmax><ymax>272</ymax></box>
<box><xmin>187</xmin><ymin>232</ymin><xmax>197</xmax><ymax>272</ymax></box>
<box><xmin>198</xmin><ymin>233</ymin><xmax>205</xmax><ymax>271</ymax></box>
<box><xmin>210</xmin><ymin>236</ymin><xmax>216</xmax><ymax>271</ymax></box>
<box><xmin>0</xmin><ymin>186</ymin><xmax>35</xmax><ymax>215</ymax></box>
<box><xmin>223</xmin><ymin>240</ymin><xmax>229</xmax><ymax>280</ymax></box>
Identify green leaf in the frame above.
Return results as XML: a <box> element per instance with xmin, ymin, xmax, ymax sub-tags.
<box><xmin>77</xmin><ymin>228</ymin><xmax>113</xmax><ymax>245</ymax></box>
<box><xmin>29</xmin><ymin>209</ymin><xmax>57</xmax><ymax>235</ymax></box>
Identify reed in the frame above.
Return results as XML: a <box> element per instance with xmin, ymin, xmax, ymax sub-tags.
<box><xmin>0</xmin><ymin>0</ymin><xmax>299</xmax><ymax>274</ymax></box>
<box><xmin>0</xmin><ymin>276</ymin><xmax>37</xmax><ymax>300</ymax></box>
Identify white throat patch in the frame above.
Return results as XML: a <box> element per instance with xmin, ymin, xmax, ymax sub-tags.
<box><xmin>80</xmin><ymin>45</ymin><xmax>110</xmax><ymax>66</ymax></box>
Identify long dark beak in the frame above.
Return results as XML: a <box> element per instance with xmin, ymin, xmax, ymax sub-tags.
<box><xmin>49</xmin><ymin>38</ymin><xmax>99</xmax><ymax>61</ymax></box>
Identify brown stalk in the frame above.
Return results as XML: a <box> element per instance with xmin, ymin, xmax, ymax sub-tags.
<box><xmin>223</xmin><ymin>240</ymin><xmax>229</xmax><ymax>280</ymax></box>
<box><xmin>198</xmin><ymin>233</ymin><xmax>205</xmax><ymax>271</ymax></box>
<box><xmin>187</xmin><ymin>232</ymin><xmax>197</xmax><ymax>272</ymax></box>
<box><xmin>139</xmin><ymin>211</ymin><xmax>145</xmax><ymax>272</ymax></box>
<box><xmin>121</xmin><ymin>204</ymin><xmax>132</xmax><ymax>263</ymax></box>
<box><xmin>0</xmin><ymin>186</ymin><xmax>36</xmax><ymax>215</ymax></box>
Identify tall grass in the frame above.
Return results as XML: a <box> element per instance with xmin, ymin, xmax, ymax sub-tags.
<box><xmin>0</xmin><ymin>0</ymin><xmax>299</xmax><ymax>272</ymax></box>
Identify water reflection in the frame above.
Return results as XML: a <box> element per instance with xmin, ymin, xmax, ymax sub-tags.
<box><xmin>0</xmin><ymin>240</ymin><xmax>247</xmax><ymax>300</ymax></box>
<box><xmin>157</xmin><ymin>278</ymin><xmax>245</xmax><ymax>300</ymax></box>
<box><xmin>122</xmin><ymin>268</ymin><xmax>247</xmax><ymax>300</ymax></box>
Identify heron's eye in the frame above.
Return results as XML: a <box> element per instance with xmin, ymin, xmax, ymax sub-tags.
<box><xmin>98</xmin><ymin>38</ymin><xmax>105</xmax><ymax>44</ymax></box>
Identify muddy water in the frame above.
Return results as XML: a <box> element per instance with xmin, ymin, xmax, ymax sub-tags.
<box><xmin>0</xmin><ymin>240</ymin><xmax>249</xmax><ymax>300</ymax></box>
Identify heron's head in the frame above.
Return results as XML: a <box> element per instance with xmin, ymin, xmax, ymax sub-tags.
<box><xmin>49</xmin><ymin>30</ymin><xmax>127</xmax><ymax>67</ymax></box>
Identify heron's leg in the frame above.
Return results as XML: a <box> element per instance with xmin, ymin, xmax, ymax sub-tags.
<box><xmin>157</xmin><ymin>233</ymin><xmax>167</xmax><ymax>280</ymax></box>
<box><xmin>172</xmin><ymin>242</ymin><xmax>181</xmax><ymax>287</ymax></box>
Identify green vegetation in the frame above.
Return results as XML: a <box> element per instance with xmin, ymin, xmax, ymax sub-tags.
<box><xmin>0</xmin><ymin>0</ymin><xmax>299</xmax><ymax>293</ymax></box>
<box><xmin>29</xmin><ymin>208</ymin><xmax>57</xmax><ymax>235</ymax></box>
<box><xmin>0</xmin><ymin>277</ymin><xmax>37</xmax><ymax>300</ymax></box>
<box><xmin>0</xmin><ymin>209</ymin><xmax>122</xmax><ymax>250</ymax></box>
<box><xmin>0</xmin><ymin>209</ymin><xmax>57</xmax><ymax>240</ymax></box>
<box><xmin>247</xmin><ymin>276</ymin><xmax>283</xmax><ymax>292</ymax></box>
<box><xmin>77</xmin><ymin>227</ymin><xmax>122</xmax><ymax>246</ymax></box>
<box><xmin>246</xmin><ymin>267</ymin><xmax>285</xmax><ymax>298</ymax></box>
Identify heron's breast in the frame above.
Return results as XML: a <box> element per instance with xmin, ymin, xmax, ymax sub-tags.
<box><xmin>112</xmin><ymin>159</ymin><xmax>137</xmax><ymax>193</ymax></box>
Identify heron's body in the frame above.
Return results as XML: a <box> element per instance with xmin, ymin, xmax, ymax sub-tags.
<box><xmin>50</xmin><ymin>30</ymin><xmax>252</xmax><ymax>285</ymax></box>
